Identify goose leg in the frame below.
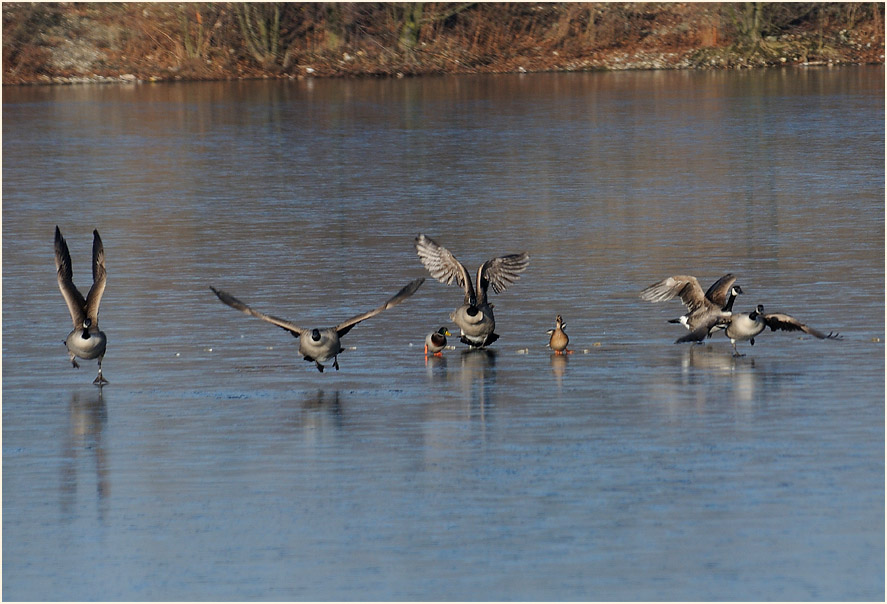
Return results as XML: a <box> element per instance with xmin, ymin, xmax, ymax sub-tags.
<box><xmin>333</xmin><ymin>357</ymin><xmax>339</xmax><ymax>371</ymax></box>
<box><xmin>731</xmin><ymin>340</ymin><xmax>744</xmax><ymax>357</ymax></box>
<box><xmin>93</xmin><ymin>357</ymin><xmax>109</xmax><ymax>385</ymax></box>
<box><xmin>69</xmin><ymin>351</ymin><xmax>80</xmax><ymax>369</ymax></box>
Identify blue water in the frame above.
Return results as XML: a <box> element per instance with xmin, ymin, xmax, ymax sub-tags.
<box><xmin>3</xmin><ymin>67</ymin><xmax>884</xmax><ymax>600</ymax></box>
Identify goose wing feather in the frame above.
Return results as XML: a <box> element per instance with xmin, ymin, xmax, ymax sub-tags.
<box><xmin>415</xmin><ymin>234</ymin><xmax>475</xmax><ymax>303</ymax></box>
<box><xmin>640</xmin><ymin>275</ymin><xmax>708</xmax><ymax>312</ymax></box>
<box><xmin>704</xmin><ymin>273</ymin><xmax>736</xmax><ymax>307</ymax></box>
<box><xmin>85</xmin><ymin>229</ymin><xmax>106</xmax><ymax>324</ymax></box>
<box><xmin>55</xmin><ymin>226</ymin><xmax>87</xmax><ymax>327</ymax></box>
<box><xmin>210</xmin><ymin>286</ymin><xmax>306</xmax><ymax>337</ymax></box>
<box><xmin>477</xmin><ymin>252</ymin><xmax>530</xmax><ymax>299</ymax></box>
<box><xmin>762</xmin><ymin>313</ymin><xmax>841</xmax><ymax>339</ymax></box>
<box><xmin>335</xmin><ymin>278</ymin><xmax>425</xmax><ymax>337</ymax></box>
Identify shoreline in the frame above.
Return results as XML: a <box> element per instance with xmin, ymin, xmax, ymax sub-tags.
<box><xmin>4</xmin><ymin>3</ymin><xmax>883</xmax><ymax>87</ymax></box>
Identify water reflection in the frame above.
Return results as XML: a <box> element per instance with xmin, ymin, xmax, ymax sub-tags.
<box><xmin>457</xmin><ymin>349</ymin><xmax>497</xmax><ymax>419</ymax></box>
<box><xmin>1</xmin><ymin>68</ymin><xmax>882</xmax><ymax>601</ymax></box>
<box><xmin>60</xmin><ymin>389</ymin><xmax>109</xmax><ymax>522</ymax></box>
<box><xmin>680</xmin><ymin>344</ymin><xmax>754</xmax><ymax>374</ymax></box>
<box><xmin>549</xmin><ymin>352</ymin><xmax>568</xmax><ymax>384</ymax></box>
<box><xmin>679</xmin><ymin>345</ymin><xmax>761</xmax><ymax>407</ymax></box>
<box><xmin>299</xmin><ymin>389</ymin><xmax>344</xmax><ymax>428</ymax></box>
<box><xmin>423</xmin><ymin>351</ymin><xmax>448</xmax><ymax>377</ymax></box>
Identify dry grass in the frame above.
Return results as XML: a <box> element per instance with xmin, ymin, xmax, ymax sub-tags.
<box><xmin>3</xmin><ymin>2</ymin><xmax>884</xmax><ymax>84</ymax></box>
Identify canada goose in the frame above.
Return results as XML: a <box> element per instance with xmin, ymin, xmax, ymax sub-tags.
<box><xmin>678</xmin><ymin>304</ymin><xmax>841</xmax><ymax>356</ymax></box>
<box><xmin>415</xmin><ymin>234</ymin><xmax>529</xmax><ymax>348</ymax></box>
<box><xmin>210</xmin><ymin>278</ymin><xmax>424</xmax><ymax>372</ymax></box>
<box><xmin>55</xmin><ymin>226</ymin><xmax>108</xmax><ymax>385</ymax></box>
<box><xmin>547</xmin><ymin>314</ymin><xmax>571</xmax><ymax>354</ymax></box>
<box><xmin>640</xmin><ymin>273</ymin><xmax>742</xmax><ymax>336</ymax></box>
<box><xmin>425</xmin><ymin>327</ymin><xmax>451</xmax><ymax>356</ymax></box>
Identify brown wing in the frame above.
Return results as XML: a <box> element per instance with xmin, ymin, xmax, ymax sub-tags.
<box><xmin>477</xmin><ymin>252</ymin><xmax>530</xmax><ymax>303</ymax></box>
<box><xmin>415</xmin><ymin>234</ymin><xmax>475</xmax><ymax>304</ymax></box>
<box><xmin>640</xmin><ymin>275</ymin><xmax>708</xmax><ymax>313</ymax></box>
<box><xmin>210</xmin><ymin>286</ymin><xmax>306</xmax><ymax>337</ymax></box>
<box><xmin>675</xmin><ymin>315</ymin><xmax>725</xmax><ymax>344</ymax></box>
<box><xmin>55</xmin><ymin>226</ymin><xmax>87</xmax><ymax>328</ymax></box>
<box><xmin>85</xmin><ymin>229</ymin><xmax>106</xmax><ymax>324</ymax></box>
<box><xmin>335</xmin><ymin>278</ymin><xmax>425</xmax><ymax>337</ymax></box>
<box><xmin>762</xmin><ymin>313</ymin><xmax>841</xmax><ymax>339</ymax></box>
<box><xmin>704</xmin><ymin>274</ymin><xmax>737</xmax><ymax>307</ymax></box>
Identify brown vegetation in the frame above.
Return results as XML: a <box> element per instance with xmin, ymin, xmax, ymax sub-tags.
<box><xmin>3</xmin><ymin>2</ymin><xmax>884</xmax><ymax>85</ymax></box>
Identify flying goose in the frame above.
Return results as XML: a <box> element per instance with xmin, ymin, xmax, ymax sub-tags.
<box><xmin>210</xmin><ymin>278</ymin><xmax>425</xmax><ymax>372</ymax></box>
<box><xmin>55</xmin><ymin>226</ymin><xmax>108</xmax><ymax>385</ymax></box>
<box><xmin>640</xmin><ymin>273</ymin><xmax>742</xmax><ymax>336</ymax></box>
<box><xmin>415</xmin><ymin>234</ymin><xmax>529</xmax><ymax>348</ymax></box>
<box><xmin>677</xmin><ymin>304</ymin><xmax>841</xmax><ymax>356</ymax></box>
<box><xmin>425</xmin><ymin>327</ymin><xmax>451</xmax><ymax>356</ymax></box>
<box><xmin>547</xmin><ymin>314</ymin><xmax>571</xmax><ymax>354</ymax></box>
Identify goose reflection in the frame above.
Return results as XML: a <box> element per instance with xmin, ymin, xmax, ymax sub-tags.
<box><xmin>681</xmin><ymin>344</ymin><xmax>756</xmax><ymax>373</ymax></box>
<box><xmin>299</xmin><ymin>389</ymin><xmax>344</xmax><ymax>432</ymax></box>
<box><xmin>458</xmin><ymin>348</ymin><xmax>497</xmax><ymax>419</ymax></box>
<box><xmin>60</xmin><ymin>388</ymin><xmax>109</xmax><ymax>521</ymax></box>
<box><xmin>678</xmin><ymin>345</ymin><xmax>760</xmax><ymax>406</ymax></box>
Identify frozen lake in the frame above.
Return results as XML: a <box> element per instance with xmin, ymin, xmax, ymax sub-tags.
<box><xmin>3</xmin><ymin>67</ymin><xmax>884</xmax><ymax>600</ymax></box>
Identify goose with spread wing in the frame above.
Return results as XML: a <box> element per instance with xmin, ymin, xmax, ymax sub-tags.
<box><xmin>415</xmin><ymin>234</ymin><xmax>529</xmax><ymax>348</ymax></box>
<box><xmin>210</xmin><ymin>278</ymin><xmax>424</xmax><ymax>372</ymax></box>
<box><xmin>55</xmin><ymin>226</ymin><xmax>108</xmax><ymax>385</ymax></box>
<box><xmin>677</xmin><ymin>304</ymin><xmax>841</xmax><ymax>356</ymax></box>
<box><xmin>640</xmin><ymin>273</ymin><xmax>742</xmax><ymax>336</ymax></box>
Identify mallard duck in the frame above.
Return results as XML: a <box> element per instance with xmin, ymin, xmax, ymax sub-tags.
<box><xmin>55</xmin><ymin>226</ymin><xmax>108</xmax><ymax>385</ymax></box>
<box><xmin>415</xmin><ymin>234</ymin><xmax>529</xmax><ymax>348</ymax></box>
<box><xmin>677</xmin><ymin>303</ymin><xmax>841</xmax><ymax>356</ymax></box>
<box><xmin>640</xmin><ymin>273</ymin><xmax>742</xmax><ymax>337</ymax></box>
<box><xmin>210</xmin><ymin>278</ymin><xmax>424</xmax><ymax>372</ymax></box>
<box><xmin>547</xmin><ymin>314</ymin><xmax>571</xmax><ymax>354</ymax></box>
<box><xmin>425</xmin><ymin>327</ymin><xmax>451</xmax><ymax>356</ymax></box>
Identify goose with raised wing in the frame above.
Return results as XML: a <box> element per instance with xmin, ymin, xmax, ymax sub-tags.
<box><xmin>415</xmin><ymin>234</ymin><xmax>529</xmax><ymax>348</ymax></box>
<box><xmin>677</xmin><ymin>304</ymin><xmax>841</xmax><ymax>356</ymax></box>
<box><xmin>55</xmin><ymin>226</ymin><xmax>108</xmax><ymax>385</ymax></box>
<box><xmin>640</xmin><ymin>273</ymin><xmax>742</xmax><ymax>337</ymax></box>
<box><xmin>210</xmin><ymin>278</ymin><xmax>424</xmax><ymax>372</ymax></box>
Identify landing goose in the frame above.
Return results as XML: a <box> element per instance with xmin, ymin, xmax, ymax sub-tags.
<box><xmin>210</xmin><ymin>278</ymin><xmax>424</xmax><ymax>372</ymax></box>
<box><xmin>55</xmin><ymin>226</ymin><xmax>108</xmax><ymax>385</ymax></box>
<box><xmin>415</xmin><ymin>234</ymin><xmax>529</xmax><ymax>348</ymax></box>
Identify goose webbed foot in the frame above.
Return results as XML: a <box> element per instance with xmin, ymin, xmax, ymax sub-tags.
<box><xmin>70</xmin><ymin>358</ymin><xmax>80</xmax><ymax>369</ymax></box>
<box><xmin>93</xmin><ymin>373</ymin><xmax>109</xmax><ymax>386</ymax></box>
